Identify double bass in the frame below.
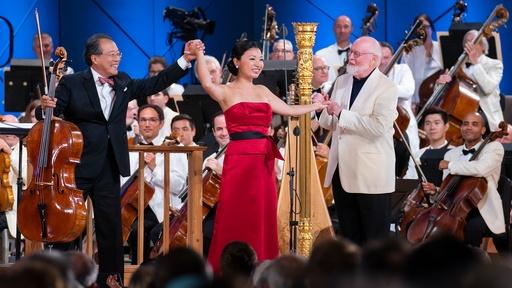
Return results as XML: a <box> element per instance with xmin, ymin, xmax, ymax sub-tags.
<box><xmin>261</xmin><ymin>4</ymin><xmax>278</xmax><ymax>60</ymax></box>
<box><xmin>18</xmin><ymin>44</ymin><xmax>86</xmax><ymax>242</ymax></box>
<box><xmin>416</xmin><ymin>4</ymin><xmax>508</xmax><ymax>145</ymax></box>
<box><xmin>405</xmin><ymin>122</ymin><xmax>508</xmax><ymax>244</ymax></box>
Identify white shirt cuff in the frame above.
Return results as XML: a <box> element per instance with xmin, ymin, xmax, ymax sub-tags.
<box><xmin>177</xmin><ymin>56</ymin><xmax>191</xmax><ymax>70</ymax></box>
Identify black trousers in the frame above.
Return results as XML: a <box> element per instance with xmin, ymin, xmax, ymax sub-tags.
<box><xmin>332</xmin><ymin>166</ymin><xmax>392</xmax><ymax>245</ymax></box>
<box><xmin>127</xmin><ymin>206</ymin><xmax>159</xmax><ymax>264</ymax></box>
<box><xmin>76</xmin><ymin>143</ymin><xmax>123</xmax><ymax>287</ymax></box>
<box><xmin>464</xmin><ymin>208</ymin><xmax>507</xmax><ymax>252</ymax></box>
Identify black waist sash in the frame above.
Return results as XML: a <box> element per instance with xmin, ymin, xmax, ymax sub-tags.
<box><xmin>229</xmin><ymin>131</ymin><xmax>267</xmax><ymax>141</ymax></box>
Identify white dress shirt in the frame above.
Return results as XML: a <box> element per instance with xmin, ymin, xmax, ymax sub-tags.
<box><xmin>316</xmin><ymin>43</ymin><xmax>351</xmax><ymax>82</ymax></box>
<box><xmin>401</xmin><ymin>41</ymin><xmax>443</xmax><ymax>105</ymax></box>
<box><xmin>121</xmin><ymin>134</ymin><xmax>188</xmax><ymax>222</ymax></box>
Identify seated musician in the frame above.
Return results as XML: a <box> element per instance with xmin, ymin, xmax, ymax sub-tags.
<box><xmin>122</xmin><ymin>104</ymin><xmax>187</xmax><ymax>264</ymax></box>
<box><xmin>422</xmin><ymin>112</ymin><xmax>506</xmax><ymax>247</ymax></box>
<box><xmin>311</xmin><ymin>55</ymin><xmax>332</xmax><ymax>144</ymax></box>
<box><xmin>405</xmin><ymin>107</ymin><xmax>453</xmax><ymax>185</ymax></box>
<box><xmin>0</xmin><ymin>115</ymin><xmax>28</xmax><ymax>240</ymax></box>
<box><xmin>202</xmin><ymin>111</ymin><xmax>229</xmax><ymax>256</ymax></box>
<box><xmin>147</xmin><ymin>89</ymin><xmax>179</xmax><ymax>141</ymax></box>
<box><xmin>171</xmin><ymin>114</ymin><xmax>197</xmax><ymax>147</ymax></box>
<box><xmin>126</xmin><ymin>100</ymin><xmax>139</xmax><ymax>142</ymax></box>
<box><xmin>378</xmin><ymin>41</ymin><xmax>417</xmax><ymax>177</ymax></box>
<box><xmin>436</xmin><ymin>29</ymin><xmax>504</xmax><ymax>132</ymax></box>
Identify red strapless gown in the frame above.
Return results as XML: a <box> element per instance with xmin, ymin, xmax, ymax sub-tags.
<box><xmin>207</xmin><ymin>102</ymin><xmax>282</xmax><ymax>272</ymax></box>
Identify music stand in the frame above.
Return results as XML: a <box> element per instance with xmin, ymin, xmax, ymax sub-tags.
<box><xmin>254</xmin><ymin>60</ymin><xmax>296</xmax><ymax>101</ymax></box>
<box><xmin>181</xmin><ymin>85</ymin><xmax>222</xmax><ymax>141</ymax></box>
<box><xmin>0</xmin><ymin>122</ymin><xmax>34</xmax><ymax>259</ymax></box>
<box><xmin>3</xmin><ymin>59</ymin><xmax>49</xmax><ymax>112</ymax></box>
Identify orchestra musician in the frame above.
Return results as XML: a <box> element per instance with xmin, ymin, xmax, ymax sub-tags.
<box><xmin>436</xmin><ymin>29</ymin><xmax>504</xmax><ymax>131</ymax></box>
<box><xmin>405</xmin><ymin>107</ymin><xmax>453</xmax><ymax>185</ymax></box>
<box><xmin>33</xmin><ymin>32</ymin><xmax>74</xmax><ymax>75</ymax></box>
<box><xmin>171</xmin><ymin>114</ymin><xmax>197</xmax><ymax>146</ymax></box>
<box><xmin>269</xmin><ymin>39</ymin><xmax>295</xmax><ymax>61</ymax></box>
<box><xmin>421</xmin><ymin>112</ymin><xmax>506</xmax><ymax>248</ymax></box>
<box><xmin>126</xmin><ymin>100</ymin><xmax>139</xmax><ymax>141</ymax></box>
<box><xmin>147</xmin><ymin>89</ymin><xmax>178</xmax><ymax>140</ymax></box>
<box><xmin>401</xmin><ymin>14</ymin><xmax>443</xmax><ymax>112</ymax></box>
<box><xmin>378</xmin><ymin>41</ymin><xmax>419</xmax><ymax>177</ymax></box>
<box><xmin>311</xmin><ymin>55</ymin><xmax>332</xmax><ymax>144</ymax></box>
<box><xmin>123</xmin><ymin>104</ymin><xmax>187</xmax><ymax>264</ymax></box>
<box><xmin>202</xmin><ymin>111</ymin><xmax>229</xmax><ymax>256</ymax></box>
<box><xmin>0</xmin><ymin>115</ymin><xmax>28</xmax><ymax>240</ymax></box>
<box><xmin>39</xmin><ymin>33</ymin><xmax>201</xmax><ymax>287</ymax></box>
<box><xmin>315</xmin><ymin>15</ymin><xmax>353</xmax><ymax>82</ymax></box>
<box><xmin>317</xmin><ymin>36</ymin><xmax>398</xmax><ymax>245</ymax></box>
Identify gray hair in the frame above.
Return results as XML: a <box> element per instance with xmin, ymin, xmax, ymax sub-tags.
<box><xmin>272</xmin><ymin>39</ymin><xmax>294</xmax><ymax>52</ymax></box>
<box><xmin>464</xmin><ymin>29</ymin><xmax>489</xmax><ymax>54</ymax></box>
<box><xmin>194</xmin><ymin>55</ymin><xmax>221</xmax><ymax>79</ymax></box>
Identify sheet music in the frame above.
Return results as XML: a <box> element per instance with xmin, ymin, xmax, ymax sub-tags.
<box><xmin>0</xmin><ymin>122</ymin><xmax>35</xmax><ymax>129</ymax></box>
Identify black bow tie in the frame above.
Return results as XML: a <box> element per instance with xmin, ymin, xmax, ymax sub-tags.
<box><xmin>462</xmin><ymin>148</ymin><xmax>475</xmax><ymax>155</ymax></box>
<box><xmin>140</xmin><ymin>142</ymin><xmax>154</xmax><ymax>146</ymax></box>
<box><xmin>312</xmin><ymin>87</ymin><xmax>322</xmax><ymax>94</ymax></box>
<box><xmin>338</xmin><ymin>47</ymin><xmax>350</xmax><ymax>55</ymax></box>
<box><xmin>465</xmin><ymin>62</ymin><xmax>473</xmax><ymax>68</ymax></box>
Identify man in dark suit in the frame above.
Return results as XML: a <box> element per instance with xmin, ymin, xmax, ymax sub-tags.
<box><xmin>39</xmin><ymin>33</ymin><xmax>202</xmax><ymax>287</ymax></box>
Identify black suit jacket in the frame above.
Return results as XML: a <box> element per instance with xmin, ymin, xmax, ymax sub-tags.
<box><xmin>43</xmin><ymin>63</ymin><xmax>187</xmax><ymax>178</ymax></box>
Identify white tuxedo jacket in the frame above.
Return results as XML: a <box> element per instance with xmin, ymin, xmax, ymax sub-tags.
<box><xmin>443</xmin><ymin>141</ymin><xmax>505</xmax><ymax>234</ymax></box>
<box><xmin>319</xmin><ymin>69</ymin><xmax>398</xmax><ymax>193</ymax></box>
<box><xmin>463</xmin><ymin>54</ymin><xmax>504</xmax><ymax>131</ymax></box>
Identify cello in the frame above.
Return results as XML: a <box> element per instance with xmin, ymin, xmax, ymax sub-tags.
<box><xmin>149</xmin><ymin>144</ymin><xmax>226</xmax><ymax>258</ymax></box>
<box><xmin>415</xmin><ymin>5</ymin><xmax>508</xmax><ymax>145</ymax></box>
<box><xmin>18</xmin><ymin>13</ymin><xmax>86</xmax><ymax>243</ymax></box>
<box><xmin>405</xmin><ymin>121</ymin><xmax>508</xmax><ymax>244</ymax></box>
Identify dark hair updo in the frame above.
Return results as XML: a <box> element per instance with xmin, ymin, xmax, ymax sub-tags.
<box><xmin>226</xmin><ymin>40</ymin><xmax>260</xmax><ymax>76</ymax></box>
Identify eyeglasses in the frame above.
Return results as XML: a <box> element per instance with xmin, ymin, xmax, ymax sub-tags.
<box><xmin>101</xmin><ymin>51</ymin><xmax>122</xmax><ymax>58</ymax></box>
<box><xmin>349</xmin><ymin>50</ymin><xmax>374</xmax><ymax>58</ymax></box>
<box><xmin>139</xmin><ymin>117</ymin><xmax>160</xmax><ymax>124</ymax></box>
<box><xmin>274</xmin><ymin>49</ymin><xmax>293</xmax><ymax>54</ymax></box>
<box><xmin>313</xmin><ymin>65</ymin><xmax>330</xmax><ymax>72</ymax></box>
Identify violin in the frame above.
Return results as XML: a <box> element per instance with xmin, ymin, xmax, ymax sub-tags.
<box><xmin>405</xmin><ymin>122</ymin><xmax>508</xmax><ymax>244</ymax></box>
<box><xmin>18</xmin><ymin>14</ymin><xmax>86</xmax><ymax>243</ymax></box>
<box><xmin>149</xmin><ymin>144</ymin><xmax>227</xmax><ymax>258</ymax></box>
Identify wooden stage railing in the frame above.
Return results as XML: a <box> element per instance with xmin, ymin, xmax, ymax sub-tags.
<box><xmin>84</xmin><ymin>144</ymin><xmax>205</xmax><ymax>281</ymax></box>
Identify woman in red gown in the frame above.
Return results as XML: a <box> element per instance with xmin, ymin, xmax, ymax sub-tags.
<box><xmin>191</xmin><ymin>40</ymin><xmax>326</xmax><ymax>272</ymax></box>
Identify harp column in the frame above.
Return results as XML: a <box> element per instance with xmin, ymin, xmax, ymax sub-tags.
<box><xmin>293</xmin><ymin>22</ymin><xmax>317</xmax><ymax>256</ymax></box>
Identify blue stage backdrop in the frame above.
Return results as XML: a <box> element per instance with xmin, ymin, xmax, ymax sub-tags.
<box><xmin>0</xmin><ymin>0</ymin><xmax>510</xmax><ymax>115</ymax></box>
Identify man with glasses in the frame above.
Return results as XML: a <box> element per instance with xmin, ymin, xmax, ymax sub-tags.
<box><xmin>316</xmin><ymin>15</ymin><xmax>353</xmax><ymax>82</ymax></box>
<box><xmin>316</xmin><ymin>36</ymin><xmax>398</xmax><ymax>245</ymax></box>
<box><xmin>123</xmin><ymin>104</ymin><xmax>187</xmax><ymax>264</ymax></box>
<box><xmin>269</xmin><ymin>39</ymin><xmax>295</xmax><ymax>60</ymax></box>
<box><xmin>311</xmin><ymin>55</ymin><xmax>332</xmax><ymax>144</ymax></box>
<box><xmin>39</xmin><ymin>33</ymin><xmax>201</xmax><ymax>287</ymax></box>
